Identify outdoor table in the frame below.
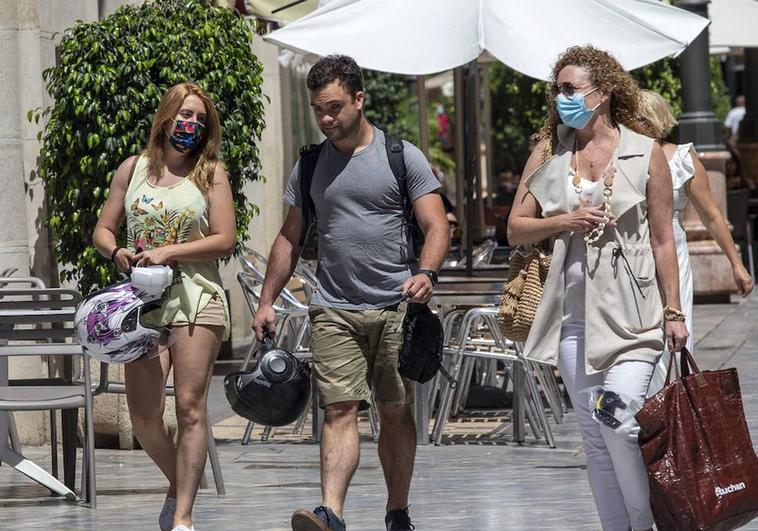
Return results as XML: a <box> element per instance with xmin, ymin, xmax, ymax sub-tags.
<box><xmin>440</xmin><ymin>265</ymin><xmax>509</xmax><ymax>278</ymax></box>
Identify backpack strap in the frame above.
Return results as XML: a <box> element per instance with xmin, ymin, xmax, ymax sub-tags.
<box><xmin>384</xmin><ymin>133</ymin><xmax>410</xmax><ymax>219</ymax></box>
<box><xmin>297</xmin><ymin>141</ymin><xmax>325</xmax><ymax>249</ymax></box>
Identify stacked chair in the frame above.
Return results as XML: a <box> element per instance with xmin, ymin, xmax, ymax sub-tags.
<box><xmin>429</xmin><ymin>289</ymin><xmax>565</xmax><ymax>447</ymax></box>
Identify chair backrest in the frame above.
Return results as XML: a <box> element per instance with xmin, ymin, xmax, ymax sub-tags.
<box><xmin>0</xmin><ymin>288</ymin><xmax>83</xmax><ymax>355</ymax></box>
<box><xmin>726</xmin><ymin>189</ymin><xmax>749</xmax><ymax>241</ymax></box>
<box><xmin>241</xmin><ymin>247</ymin><xmax>315</xmax><ymax>304</ymax></box>
<box><xmin>239</xmin><ymin>249</ymin><xmax>267</xmax><ymax>280</ymax></box>
<box><xmin>237</xmin><ymin>272</ymin><xmax>307</xmax><ymax>312</ymax></box>
<box><xmin>0</xmin><ymin>276</ymin><xmax>46</xmax><ymax>289</ymax></box>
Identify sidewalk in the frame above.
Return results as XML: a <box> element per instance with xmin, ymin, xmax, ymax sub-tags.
<box><xmin>1</xmin><ymin>296</ymin><xmax>757</xmax><ymax>530</ymax></box>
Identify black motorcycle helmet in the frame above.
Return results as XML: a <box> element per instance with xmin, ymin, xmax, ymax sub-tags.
<box><xmin>224</xmin><ymin>332</ymin><xmax>311</xmax><ymax>427</ymax></box>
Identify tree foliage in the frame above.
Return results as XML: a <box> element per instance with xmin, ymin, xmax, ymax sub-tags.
<box><xmin>31</xmin><ymin>0</ymin><xmax>266</xmax><ymax>293</ymax></box>
<box><xmin>363</xmin><ymin>70</ymin><xmax>456</xmax><ymax>176</ymax></box>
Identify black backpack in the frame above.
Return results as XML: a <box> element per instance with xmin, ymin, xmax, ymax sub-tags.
<box><xmin>297</xmin><ymin>132</ymin><xmax>424</xmax><ymax>260</ymax></box>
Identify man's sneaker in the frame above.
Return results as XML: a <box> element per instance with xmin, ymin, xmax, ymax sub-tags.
<box><xmin>385</xmin><ymin>507</ymin><xmax>415</xmax><ymax>531</ymax></box>
<box><xmin>291</xmin><ymin>506</ymin><xmax>346</xmax><ymax>531</ymax></box>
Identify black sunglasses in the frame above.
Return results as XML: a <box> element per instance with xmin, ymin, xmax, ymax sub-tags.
<box><xmin>552</xmin><ymin>82</ymin><xmax>594</xmax><ymax>98</ymax></box>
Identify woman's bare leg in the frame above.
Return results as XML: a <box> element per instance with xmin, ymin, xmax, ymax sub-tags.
<box><xmin>125</xmin><ymin>348</ymin><xmax>176</xmax><ymax>496</ymax></box>
<box><xmin>170</xmin><ymin>324</ymin><xmax>223</xmax><ymax>527</ymax></box>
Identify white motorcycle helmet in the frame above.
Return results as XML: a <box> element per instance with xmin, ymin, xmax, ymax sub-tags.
<box><xmin>74</xmin><ymin>266</ymin><xmax>174</xmax><ymax>363</ymax></box>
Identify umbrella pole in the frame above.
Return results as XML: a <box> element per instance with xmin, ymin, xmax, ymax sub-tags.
<box><xmin>416</xmin><ymin>75</ymin><xmax>429</xmax><ymax>158</ymax></box>
<box><xmin>463</xmin><ymin>59</ymin><xmax>479</xmax><ymax>277</ymax></box>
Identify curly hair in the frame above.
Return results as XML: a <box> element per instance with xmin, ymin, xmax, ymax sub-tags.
<box><xmin>536</xmin><ymin>46</ymin><xmax>643</xmax><ymax>161</ymax></box>
<box><xmin>306</xmin><ymin>54</ymin><xmax>364</xmax><ymax>98</ymax></box>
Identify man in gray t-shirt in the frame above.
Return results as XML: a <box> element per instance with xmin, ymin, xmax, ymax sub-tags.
<box><xmin>253</xmin><ymin>55</ymin><xmax>449</xmax><ymax>531</ymax></box>
<box><xmin>283</xmin><ymin>125</ymin><xmax>440</xmax><ymax>310</ymax></box>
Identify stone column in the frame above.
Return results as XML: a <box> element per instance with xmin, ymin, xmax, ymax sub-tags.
<box><xmin>219</xmin><ymin>35</ymin><xmax>286</xmax><ymax>356</ymax></box>
<box><xmin>675</xmin><ymin>0</ymin><xmax>735</xmax><ymax>300</ymax></box>
<box><xmin>0</xmin><ymin>0</ymin><xmax>51</xmax><ymax>445</ymax></box>
<box><xmin>674</xmin><ymin>0</ymin><xmax>723</xmax><ymax>152</ymax></box>
<box><xmin>0</xmin><ymin>1</ymin><xmax>32</xmax><ymax>279</ymax></box>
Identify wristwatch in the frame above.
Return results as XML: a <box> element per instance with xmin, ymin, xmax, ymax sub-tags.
<box><xmin>417</xmin><ymin>269</ymin><xmax>438</xmax><ymax>286</ymax></box>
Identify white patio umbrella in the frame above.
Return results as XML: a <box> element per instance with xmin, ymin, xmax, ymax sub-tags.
<box><xmin>264</xmin><ymin>0</ymin><xmax>709</xmax><ymax>272</ymax></box>
<box><xmin>264</xmin><ymin>0</ymin><xmax>709</xmax><ymax>80</ymax></box>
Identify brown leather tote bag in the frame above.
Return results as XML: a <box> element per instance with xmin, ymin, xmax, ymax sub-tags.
<box><xmin>636</xmin><ymin>348</ymin><xmax>758</xmax><ymax>530</ymax></box>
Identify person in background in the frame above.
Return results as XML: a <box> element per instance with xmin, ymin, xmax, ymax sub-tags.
<box><xmin>724</xmin><ymin>153</ymin><xmax>754</xmax><ymax>191</ymax></box>
<box><xmin>637</xmin><ymin>89</ymin><xmax>753</xmax><ymax>394</ymax></box>
<box><xmin>431</xmin><ymin>164</ymin><xmax>459</xmax><ymax>241</ymax></box>
<box><xmin>723</xmin><ymin>95</ymin><xmax>746</xmax><ymax>152</ymax></box>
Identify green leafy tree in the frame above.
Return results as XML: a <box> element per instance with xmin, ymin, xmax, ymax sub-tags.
<box><xmin>31</xmin><ymin>0</ymin><xmax>265</xmax><ymax>293</ymax></box>
<box><xmin>489</xmin><ymin>63</ymin><xmax>549</xmax><ymax>176</ymax></box>
<box><xmin>363</xmin><ymin>70</ymin><xmax>415</xmax><ymax>140</ymax></box>
<box><xmin>363</xmin><ymin>70</ymin><xmax>456</xmax><ymax>176</ymax></box>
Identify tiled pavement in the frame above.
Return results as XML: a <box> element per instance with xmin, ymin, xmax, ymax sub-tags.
<box><xmin>2</xmin><ymin>296</ymin><xmax>758</xmax><ymax>530</ymax></box>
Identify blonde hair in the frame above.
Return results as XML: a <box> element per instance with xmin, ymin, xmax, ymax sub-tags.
<box><xmin>537</xmin><ymin>46</ymin><xmax>643</xmax><ymax>161</ymax></box>
<box><xmin>637</xmin><ymin>89</ymin><xmax>678</xmax><ymax>141</ymax></box>
<box><xmin>145</xmin><ymin>83</ymin><xmax>222</xmax><ymax>196</ymax></box>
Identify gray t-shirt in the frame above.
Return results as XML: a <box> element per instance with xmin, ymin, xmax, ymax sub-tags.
<box><xmin>284</xmin><ymin>127</ymin><xmax>440</xmax><ymax>310</ymax></box>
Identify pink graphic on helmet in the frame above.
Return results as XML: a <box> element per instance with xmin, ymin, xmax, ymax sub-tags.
<box><xmin>85</xmin><ymin>285</ymin><xmax>136</xmax><ymax>345</ymax></box>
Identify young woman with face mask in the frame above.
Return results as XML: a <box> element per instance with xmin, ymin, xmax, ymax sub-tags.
<box><xmin>93</xmin><ymin>82</ymin><xmax>236</xmax><ymax>531</ymax></box>
<box><xmin>508</xmin><ymin>46</ymin><xmax>688</xmax><ymax>531</ymax></box>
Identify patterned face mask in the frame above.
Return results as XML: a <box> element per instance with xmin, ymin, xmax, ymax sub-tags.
<box><xmin>167</xmin><ymin>119</ymin><xmax>204</xmax><ymax>153</ymax></box>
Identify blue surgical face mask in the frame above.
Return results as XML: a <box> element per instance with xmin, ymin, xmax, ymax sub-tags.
<box><xmin>556</xmin><ymin>87</ymin><xmax>600</xmax><ymax>130</ymax></box>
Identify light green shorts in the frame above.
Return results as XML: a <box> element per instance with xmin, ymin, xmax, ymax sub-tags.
<box><xmin>308</xmin><ymin>303</ymin><xmax>414</xmax><ymax>410</ymax></box>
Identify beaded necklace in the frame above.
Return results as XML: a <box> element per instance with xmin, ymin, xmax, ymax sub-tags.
<box><xmin>571</xmin><ymin>133</ymin><xmax>619</xmax><ymax>244</ymax></box>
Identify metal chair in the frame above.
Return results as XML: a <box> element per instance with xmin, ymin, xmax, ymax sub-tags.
<box><xmin>0</xmin><ymin>287</ymin><xmax>102</xmax><ymax>506</ymax></box>
<box><xmin>430</xmin><ymin>303</ymin><xmax>556</xmax><ymax>447</ymax></box>
<box><xmin>237</xmin><ymin>272</ymin><xmax>313</xmax><ymax>444</ymax></box>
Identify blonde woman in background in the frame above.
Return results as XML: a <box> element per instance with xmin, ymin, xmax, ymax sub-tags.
<box><xmin>93</xmin><ymin>83</ymin><xmax>236</xmax><ymax>531</ymax></box>
<box><xmin>637</xmin><ymin>89</ymin><xmax>753</xmax><ymax>394</ymax></box>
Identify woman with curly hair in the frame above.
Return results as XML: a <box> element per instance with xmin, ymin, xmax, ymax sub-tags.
<box><xmin>637</xmin><ymin>89</ymin><xmax>752</xmax><ymax>394</ymax></box>
<box><xmin>508</xmin><ymin>46</ymin><xmax>688</xmax><ymax>530</ymax></box>
<box><xmin>93</xmin><ymin>82</ymin><xmax>236</xmax><ymax>531</ymax></box>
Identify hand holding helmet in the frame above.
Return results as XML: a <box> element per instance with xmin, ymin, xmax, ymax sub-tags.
<box><xmin>74</xmin><ymin>265</ymin><xmax>175</xmax><ymax>364</ymax></box>
<box><xmin>224</xmin><ymin>330</ymin><xmax>311</xmax><ymax>427</ymax></box>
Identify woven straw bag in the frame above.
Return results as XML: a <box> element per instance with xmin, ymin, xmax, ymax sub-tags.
<box><xmin>498</xmin><ymin>247</ymin><xmax>551</xmax><ymax>342</ymax></box>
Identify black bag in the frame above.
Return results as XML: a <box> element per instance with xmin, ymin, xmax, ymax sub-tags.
<box><xmin>398</xmin><ymin>302</ymin><xmax>456</xmax><ymax>387</ymax></box>
<box><xmin>298</xmin><ymin>132</ymin><xmax>424</xmax><ymax>260</ymax></box>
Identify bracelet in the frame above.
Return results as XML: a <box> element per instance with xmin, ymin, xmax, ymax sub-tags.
<box><xmin>110</xmin><ymin>247</ymin><xmax>123</xmax><ymax>262</ymax></box>
<box><xmin>663</xmin><ymin>305</ymin><xmax>686</xmax><ymax>322</ymax></box>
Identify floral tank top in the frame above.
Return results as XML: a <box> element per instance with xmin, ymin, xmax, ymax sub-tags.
<box><xmin>124</xmin><ymin>155</ymin><xmax>229</xmax><ymax>340</ymax></box>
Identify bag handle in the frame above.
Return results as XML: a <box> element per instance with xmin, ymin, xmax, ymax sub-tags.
<box><xmin>663</xmin><ymin>347</ymin><xmax>704</xmax><ymax>387</ymax></box>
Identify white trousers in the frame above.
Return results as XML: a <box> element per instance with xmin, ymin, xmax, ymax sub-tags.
<box><xmin>559</xmin><ymin>326</ymin><xmax>655</xmax><ymax>531</ymax></box>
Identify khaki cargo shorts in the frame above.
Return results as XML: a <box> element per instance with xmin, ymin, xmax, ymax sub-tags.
<box><xmin>308</xmin><ymin>303</ymin><xmax>413</xmax><ymax>410</ymax></box>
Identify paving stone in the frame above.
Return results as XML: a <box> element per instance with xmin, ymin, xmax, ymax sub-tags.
<box><xmin>2</xmin><ymin>296</ymin><xmax>758</xmax><ymax>530</ymax></box>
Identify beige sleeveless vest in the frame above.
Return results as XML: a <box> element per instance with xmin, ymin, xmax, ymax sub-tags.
<box><xmin>522</xmin><ymin>125</ymin><xmax>664</xmax><ymax>374</ymax></box>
